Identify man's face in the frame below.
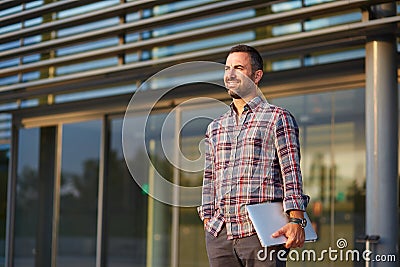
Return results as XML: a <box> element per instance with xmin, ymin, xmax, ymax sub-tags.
<box><xmin>224</xmin><ymin>52</ymin><xmax>257</xmax><ymax>99</ymax></box>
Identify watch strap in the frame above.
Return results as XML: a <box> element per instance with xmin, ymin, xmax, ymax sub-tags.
<box><xmin>288</xmin><ymin>217</ymin><xmax>307</xmax><ymax>228</ymax></box>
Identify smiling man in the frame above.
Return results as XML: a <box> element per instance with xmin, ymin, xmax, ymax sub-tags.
<box><xmin>198</xmin><ymin>44</ymin><xmax>310</xmax><ymax>267</ymax></box>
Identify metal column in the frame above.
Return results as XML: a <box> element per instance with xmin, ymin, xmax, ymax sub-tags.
<box><xmin>365</xmin><ymin>2</ymin><xmax>398</xmax><ymax>266</ymax></box>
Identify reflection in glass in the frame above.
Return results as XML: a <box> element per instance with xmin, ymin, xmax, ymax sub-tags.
<box><xmin>145</xmin><ymin>113</ymin><xmax>173</xmax><ymax>267</ymax></box>
<box><xmin>304</xmin><ymin>48</ymin><xmax>364</xmax><ymax>66</ymax></box>
<box><xmin>106</xmin><ymin>118</ymin><xmax>148</xmax><ymax>267</ymax></box>
<box><xmin>57</xmin><ymin>120</ymin><xmax>101</xmax><ymax>267</ymax></box>
<box><xmin>304</xmin><ymin>12</ymin><xmax>361</xmax><ymax>31</ymax></box>
<box><xmin>0</xmin><ymin>144</ymin><xmax>9</xmax><ymax>267</ymax></box>
<box><xmin>57</xmin><ymin>1</ymin><xmax>119</xmax><ymax>19</ymax></box>
<box><xmin>56</xmin><ymin>38</ymin><xmax>119</xmax><ymax>57</ymax></box>
<box><xmin>14</xmin><ymin>128</ymin><xmax>40</xmax><ymax>267</ymax></box>
<box><xmin>271</xmin><ymin>88</ymin><xmax>366</xmax><ymax>266</ymax></box>
<box><xmin>118</xmin><ymin>111</ymin><xmax>174</xmax><ymax>266</ymax></box>
<box><xmin>56</xmin><ymin>58</ymin><xmax>118</xmax><ymax>76</ymax></box>
<box><xmin>179</xmin><ymin>104</ymin><xmax>228</xmax><ymax>267</ymax></box>
<box><xmin>153</xmin><ymin>10</ymin><xmax>254</xmax><ymax>37</ymax></box>
<box><xmin>153</xmin><ymin>32</ymin><xmax>254</xmax><ymax>59</ymax></box>
<box><xmin>57</xmin><ymin>18</ymin><xmax>119</xmax><ymax>37</ymax></box>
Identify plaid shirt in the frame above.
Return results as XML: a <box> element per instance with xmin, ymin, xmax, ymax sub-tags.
<box><xmin>198</xmin><ymin>96</ymin><xmax>309</xmax><ymax>240</ymax></box>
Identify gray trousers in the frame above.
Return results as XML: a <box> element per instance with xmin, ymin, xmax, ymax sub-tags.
<box><xmin>205</xmin><ymin>225</ymin><xmax>287</xmax><ymax>267</ymax></box>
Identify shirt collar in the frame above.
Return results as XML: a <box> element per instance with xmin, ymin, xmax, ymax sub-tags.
<box><xmin>229</xmin><ymin>96</ymin><xmax>264</xmax><ymax>115</ymax></box>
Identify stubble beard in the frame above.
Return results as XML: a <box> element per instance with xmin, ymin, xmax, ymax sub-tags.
<box><xmin>225</xmin><ymin>73</ymin><xmax>257</xmax><ymax>100</ymax></box>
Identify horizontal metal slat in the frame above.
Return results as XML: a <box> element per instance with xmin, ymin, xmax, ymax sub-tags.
<box><xmin>0</xmin><ymin>0</ymin><xmax>97</xmax><ymax>26</ymax></box>
<box><xmin>0</xmin><ymin>0</ymin><xmax>391</xmax><ymax>60</ymax></box>
<box><xmin>0</xmin><ymin>0</ymin><xmax>22</xmax><ymax>10</ymax></box>
<box><xmin>0</xmin><ymin>0</ymin><xmax>37</xmax><ymax>11</ymax></box>
<box><xmin>0</xmin><ymin>15</ymin><xmax>398</xmax><ymax>103</ymax></box>
<box><xmin>11</xmin><ymin>59</ymin><xmax>367</xmax><ymax>125</ymax></box>
<box><xmin>0</xmin><ymin>0</ymin><xmax>175</xmax><ymax>44</ymax></box>
<box><xmin>0</xmin><ymin>0</ymin><xmax>393</xmax><ymax>77</ymax></box>
<box><xmin>0</xmin><ymin>0</ymin><xmax>270</xmax><ymax>59</ymax></box>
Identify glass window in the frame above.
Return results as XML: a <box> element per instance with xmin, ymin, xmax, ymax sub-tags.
<box><xmin>56</xmin><ymin>38</ymin><xmax>119</xmax><ymax>57</ymax></box>
<box><xmin>22</xmin><ymin>72</ymin><xmax>40</xmax><ymax>82</ymax></box>
<box><xmin>22</xmin><ymin>54</ymin><xmax>41</xmax><ymax>64</ymax></box>
<box><xmin>124</xmin><ymin>52</ymin><xmax>139</xmax><ymax>64</ymax></box>
<box><xmin>57</xmin><ymin>18</ymin><xmax>119</xmax><ymax>38</ymax></box>
<box><xmin>0</xmin><ymin>40</ymin><xmax>20</xmax><ymax>52</ymax></box>
<box><xmin>125</xmin><ymin>33</ymin><xmax>140</xmax><ymax>43</ymax></box>
<box><xmin>0</xmin><ymin>58</ymin><xmax>19</xmax><ymax>69</ymax></box>
<box><xmin>154</xmin><ymin>0</ymin><xmax>216</xmax><ymax>15</ymax></box>
<box><xmin>270</xmin><ymin>88</ymin><xmax>366</xmax><ymax>264</ymax></box>
<box><xmin>305</xmin><ymin>12</ymin><xmax>361</xmax><ymax>31</ymax></box>
<box><xmin>145</xmin><ymin>113</ymin><xmax>173</xmax><ymax>267</ymax></box>
<box><xmin>178</xmin><ymin>103</ymin><xmax>228</xmax><ymax>267</ymax></box>
<box><xmin>152</xmin><ymin>10</ymin><xmax>255</xmax><ymax>37</ymax></box>
<box><xmin>20</xmin><ymin>99</ymin><xmax>39</xmax><ymax>109</ymax></box>
<box><xmin>14</xmin><ymin>128</ymin><xmax>40</xmax><ymax>267</ymax></box>
<box><xmin>23</xmin><ymin>35</ymin><xmax>42</xmax><ymax>46</ymax></box>
<box><xmin>0</xmin><ymin>23</ymin><xmax>21</xmax><ymax>35</ymax></box>
<box><xmin>123</xmin><ymin>111</ymin><xmax>175</xmax><ymax>266</ymax></box>
<box><xmin>0</xmin><ymin>103</ymin><xmax>18</xmax><ymax>112</ymax></box>
<box><xmin>304</xmin><ymin>48</ymin><xmax>364</xmax><ymax>66</ymax></box>
<box><xmin>0</xmin><ymin>114</ymin><xmax>11</xmax><ymax>141</ymax></box>
<box><xmin>304</xmin><ymin>0</ymin><xmax>334</xmax><ymax>6</ymax></box>
<box><xmin>0</xmin><ymin>76</ymin><xmax>19</xmax><ymax>86</ymax></box>
<box><xmin>57</xmin><ymin>1</ymin><xmax>119</xmax><ymax>19</ymax></box>
<box><xmin>153</xmin><ymin>32</ymin><xmax>255</xmax><ymax>58</ymax></box>
<box><xmin>272</xmin><ymin>22</ymin><xmax>301</xmax><ymax>36</ymax></box>
<box><xmin>0</xmin><ymin>144</ymin><xmax>10</xmax><ymax>267</ymax></box>
<box><xmin>271</xmin><ymin>0</ymin><xmax>335</xmax><ymax>12</ymax></box>
<box><xmin>25</xmin><ymin>1</ymin><xmax>44</xmax><ymax>10</ymax></box>
<box><xmin>125</xmin><ymin>12</ymin><xmax>141</xmax><ymax>23</ymax></box>
<box><xmin>57</xmin><ymin>120</ymin><xmax>101</xmax><ymax>267</ymax></box>
<box><xmin>0</xmin><ymin>5</ymin><xmax>22</xmax><ymax>17</ymax></box>
<box><xmin>271</xmin><ymin>57</ymin><xmax>301</xmax><ymax>71</ymax></box>
<box><xmin>55</xmin><ymin>84</ymin><xmax>135</xmax><ymax>104</ymax></box>
<box><xmin>272</xmin><ymin>1</ymin><xmax>302</xmax><ymax>12</ymax></box>
<box><xmin>105</xmin><ymin>118</ymin><xmax>148</xmax><ymax>267</ymax></box>
<box><xmin>55</xmin><ymin>57</ymin><xmax>118</xmax><ymax>76</ymax></box>
<box><xmin>24</xmin><ymin>17</ymin><xmax>43</xmax><ymax>28</ymax></box>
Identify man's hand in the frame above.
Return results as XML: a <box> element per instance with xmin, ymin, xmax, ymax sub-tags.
<box><xmin>272</xmin><ymin>210</ymin><xmax>305</xmax><ymax>248</ymax></box>
<box><xmin>203</xmin><ymin>218</ymin><xmax>210</xmax><ymax>229</ymax></box>
<box><xmin>271</xmin><ymin>222</ymin><xmax>305</xmax><ymax>248</ymax></box>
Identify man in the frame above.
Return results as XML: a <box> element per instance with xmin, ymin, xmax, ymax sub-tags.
<box><xmin>198</xmin><ymin>44</ymin><xmax>310</xmax><ymax>267</ymax></box>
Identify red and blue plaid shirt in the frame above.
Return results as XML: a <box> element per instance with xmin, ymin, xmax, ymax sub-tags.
<box><xmin>198</xmin><ymin>96</ymin><xmax>309</xmax><ymax>239</ymax></box>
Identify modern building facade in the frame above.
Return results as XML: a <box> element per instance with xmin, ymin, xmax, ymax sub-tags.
<box><xmin>0</xmin><ymin>1</ymin><xmax>398</xmax><ymax>267</ymax></box>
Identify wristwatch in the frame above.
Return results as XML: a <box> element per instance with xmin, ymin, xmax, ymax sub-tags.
<box><xmin>288</xmin><ymin>217</ymin><xmax>307</xmax><ymax>228</ymax></box>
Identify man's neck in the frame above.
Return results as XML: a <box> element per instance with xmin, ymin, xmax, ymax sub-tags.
<box><xmin>232</xmin><ymin>93</ymin><xmax>258</xmax><ymax>115</ymax></box>
<box><xmin>232</xmin><ymin>99</ymin><xmax>247</xmax><ymax>115</ymax></box>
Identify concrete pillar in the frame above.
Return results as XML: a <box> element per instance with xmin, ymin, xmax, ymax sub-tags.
<box><xmin>365</xmin><ymin>2</ymin><xmax>398</xmax><ymax>266</ymax></box>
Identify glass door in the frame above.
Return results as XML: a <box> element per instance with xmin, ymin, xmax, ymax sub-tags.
<box><xmin>56</xmin><ymin>120</ymin><xmax>101</xmax><ymax>267</ymax></box>
<box><xmin>12</xmin><ymin>118</ymin><xmax>103</xmax><ymax>267</ymax></box>
<box><xmin>271</xmin><ymin>89</ymin><xmax>366</xmax><ymax>267</ymax></box>
<box><xmin>178</xmin><ymin>102</ymin><xmax>228</xmax><ymax>267</ymax></box>
<box><xmin>11</xmin><ymin>113</ymin><xmax>154</xmax><ymax>267</ymax></box>
<box><xmin>14</xmin><ymin>128</ymin><xmax>40</xmax><ymax>267</ymax></box>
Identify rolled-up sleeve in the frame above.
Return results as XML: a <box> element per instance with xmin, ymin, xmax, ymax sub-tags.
<box><xmin>275</xmin><ymin>110</ymin><xmax>309</xmax><ymax>212</ymax></box>
<box><xmin>197</xmin><ymin>128</ymin><xmax>215</xmax><ymax>221</ymax></box>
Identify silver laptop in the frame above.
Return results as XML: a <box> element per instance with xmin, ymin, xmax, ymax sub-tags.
<box><xmin>246</xmin><ymin>202</ymin><xmax>318</xmax><ymax>247</ymax></box>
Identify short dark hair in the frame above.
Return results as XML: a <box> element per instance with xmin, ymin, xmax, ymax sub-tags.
<box><xmin>228</xmin><ymin>44</ymin><xmax>264</xmax><ymax>72</ymax></box>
